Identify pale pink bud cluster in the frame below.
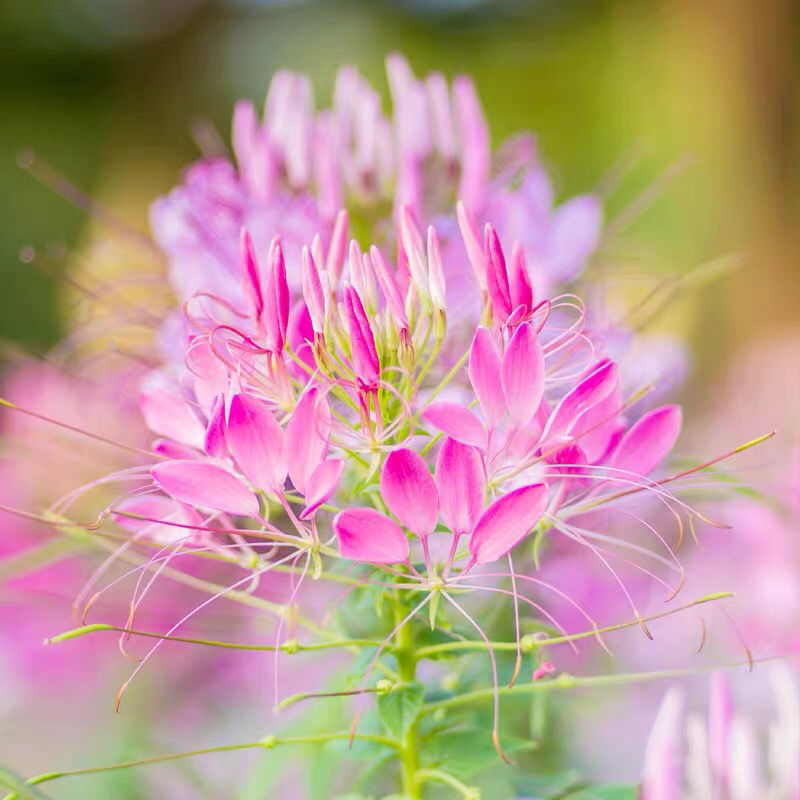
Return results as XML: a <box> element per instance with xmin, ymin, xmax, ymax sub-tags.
<box><xmin>151</xmin><ymin>55</ymin><xmax>602</xmax><ymax>319</ymax></box>
<box><xmin>642</xmin><ymin>667</ymin><xmax>800</xmax><ymax>800</ymax></box>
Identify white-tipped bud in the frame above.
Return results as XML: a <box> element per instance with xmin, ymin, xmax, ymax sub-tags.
<box><xmin>426</xmin><ymin>225</ymin><xmax>446</xmax><ymax>312</ymax></box>
<box><xmin>399</xmin><ymin>205</ymin><xmax>430</xmax><ymax>300</ymax></box>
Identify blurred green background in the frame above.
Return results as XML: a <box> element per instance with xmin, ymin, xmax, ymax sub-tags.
<box><xmin>1</xmin><ymin>0</ymin><xmax>798</xmax><ymax>375</ymax></box>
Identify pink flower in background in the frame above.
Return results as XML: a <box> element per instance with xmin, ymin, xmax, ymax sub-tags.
<box><xmin>151</xmin><ymin>54</ymin><xmax>602</xmax><ymax>318</ymax></box>
<box><xmin>642</xmin><ymin>666</ymin><xmax>800</xmax><ymax>800</ymax></box>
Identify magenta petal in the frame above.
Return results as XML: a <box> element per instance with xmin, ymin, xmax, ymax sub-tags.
<box><xmin>509</xmin><ymin>241</ymin><xmax>533</xmax><ymax>313</ymax></box>
<box><xmin>140</xmin><ymin>389</ymin><xmax>205</xmax><ymax>451</ymax></box>
<box><xmin>240</xmin><ymin>227</ymin><xmax>264</xmax><ymax>320</ymax></box>
<box><xmin>153</xmin><ymin>439</ymin><xmax>201</xmax><ymax>460</ymax></box>
<box><xmin>421</xmin><ymin>403</ymin><xmax>486</xmax><ymax>449</ymax></box>
<box><xmin>301</xmin><ymin>245</ymin><xmax>326</xmax><ymax>334</ymax></box>
<box><xmin>468</xmin><ymin>326</ymin><xmax>506</xmax><ymax>428</ymax></box>
<box><xmin>380</xmin><ymin>448</ymin><xmax>439</xmax><ymax>537</ymax></box>
<box><xmin>151</xmin><ymin>460</ymin><xmax>259</xmax><ymax>517</ymax></box>
<box><xmin>612</xmin><ymin>405</ymin><xmax>682</xmax><ymax>476</ymax></box>
<box><xmin>227</xmin><ymin>393</ymin><xmax>286</xmax><ymax>492</ymax></box>
<box><xmin>286</xmin><ymin>388</ymin><xmax>331</xmax><ymax>495</ymax></box>
<box><xmin>468</xmin><ymin>483</ymin><xmax>549</xmax><ymax>565</ymax></box>
<box><xmin>343</xmin><ymin>283</ymin><xmax>380</xmax><ymax>387</ymax></box>
<box><xmin>501</xmin><ymin>322</ymin><xmax>545</xmax><ymax>426</ymax></box>
<box><xmin>264</xmin><ymin>237</ymin><xmax>290</xmax><ymax>352</ymax></box>
<box><xmin>569</xmin><ymin>380</ymin><xmax>623</xmax><ymax>464</ymax></box>
<box><xmin>484</xmin><ymin>224</ymin><xmax>512</xmax><ymax>320</ymax></box>
<box><xmin>333</xmin><ymin>507</ymin><xmax>409</xmax><ymax>563</ymax></box>
<box><xmin>435</xmin><ymin>438</ymin><xmax>485</xmax><ymax>535</ymax></box>
<box><xmin>204</xmin><ymin>394</ymin><xmax>228</xmax><ymax>458</ymax></box>
<box><xmin>545</xmin><ymin>359</ymin><xmax>618</xmax><ymax>440</ymax></box>
<box><xmin>300</xmin><ymin>459</ymin><xmax>344</xmax><ymax>519</ymax></box>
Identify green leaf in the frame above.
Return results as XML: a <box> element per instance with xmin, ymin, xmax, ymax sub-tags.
<box><xmin>377</xmin><ymin>682</ymin><xmax>424</xmax><ymax>739</ymax></box>
<box><xmin>563</xmin><ymin>785</ymin><xmax>638</xmax><ymax>800</ymax></box>
<box><xmin>514</xmin><ymin>770</ymin><xmax>582</xmax><ymax>798</ymax></box>
<box><xmin>424</xmin><ymin>729</ymin><xmax>535</xmax><ymax>780</ymax></box>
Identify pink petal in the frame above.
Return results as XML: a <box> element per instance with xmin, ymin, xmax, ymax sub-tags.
<box><xmin>484</xmin><ymin>224</ymin><xmax>511</xmax><ymax>321</ymax></box>
<box><xmin>300</xmin><ymin>459</ymin><xmax>344</xmax><ymax>519</ymax></box>
<box><xmin>333</xmin><ymin>507</ymin><xmax>409</xmax><ymax>563</ymax></box>
<box><xmin>509</xmin><ymin>241</ymin><xmax>533</xmax><ymax>314</ymax></box>
<box><xmin>501</xmin><ymin>322</ymin><xmax>545</xmax><ymax>426</ymax></box>
<box><xmin>240</xmin><ymin>227</ymin><xmax>264</xmax><ymax>320</ymax></box>
<box><xmin>113</xmin><ymin>495</ymin><xmax>181</xmax><ymax>534</ymax></box>
<box><xmin>612</xmin><ymin>405</ymin><xmax>682</xmax><ymax>476</ymax></box>
<box><xmin>152</xmin><ymin>439</ymin><xmax>200</xmax><ymax>460</ymax></box>
<box><xmin>456</xmin><ymin>200</ymin><xmax>487</xmax><ymax>290</ymax></box>
<box><xmin>421</xmin><ymin>402</ymin><xmax>487</xmax><ymax>449</ymax></box>
<box><xmin>286</xmin><ymin>388</ymin><xmax>331</xmax><ymax>495</ymax></box>
<box><xmin>547</xmin><ymin>195</ymin><xmax>602</xmax><ymax>282</ymax></box>
<box><xmin>427</xmin><ymin>225</ymin><xmax>446</xmax><ymax>311</ymax></box>
<box><xmin>708</xmin><ymin>672</ymin><xmax>733</xmax><ymax>782</ymax></box>
<box><xmin>301</xmin><ymin>245</ymin><xmax>326</xmax><ymax>334</ymax></box>
<box><xmin>286</xmin><ymin>301</ymin><xmax>316</xmax><ymax>382</ymax></box>
<box><xmin>264</xmin><ymin>236</ymin><xmax>290</xmax><ymax>352</ymax></box>
<box><xmin>542</xmin><ymin>437</ymin><xmax>590</xmax><ymax>498</ymax></box>
<box><xmin>369</xmin><ymin>245</ymin><xmax>408</xmax><ymax>328</ymax></box>
<box><xmin>140</xmin><ymin>389</ymin><xmax>205</xmax><ymax>450</ymax></box>
<box><xmin>435</xmin><ymin>438</ymin><xmax>486</xmax><ymax>535</ymax></box>
<box><xmin>343</xmin><ymin>283</ymin><xmax>380</xmax><ymax>387</ymax></box>
<box><xmin>185</xmin><ymin>339</ymin><xmax>228</xmax><ymax>415</ymax></box>
<box><xmin>227</xmin><ymin>393</ymin><xmax>286</xmax><ymax>492</ymax></box>
<box><xmin>325</xmin><ymin>209</ymin><xmax>349</xmax><ymax>288</ymax></box>
<box><xmin>569</xmin><ymin>383</ymin><xmax>624</xmax><ymax>464</ymax></box>
<box><xmin>380</xmin><ymin>448</ymin><xmax>439</xmax><ymax>537</ymax></box>
<box><xmin>453</xmin><ymin>75</ymin><xmax>490</xmax><ymax>214</ymax></box>
<box><xmin>204</xmin><ymin>394</ymin><xmax>228</xmax><ymax>458</ymax></box>
<box><xmin>468</xmin><ymin>483</ymin><xmax>549</xmax><ymax>565</ymax></box>
<box><xmin>642</xmin><ymin>689</ymin><xmax>684</xmax><ymax>800</ymax></box>
<box><xmin>468</xmin><ymin>326</ymin><xmax>506</xmax><ymax>428</ymax></box>
<box><xmin>545</xmin><ymin>359</ymin><xmax>618</xmax><ymax>440</ymax></box>
<box><xmin>151</xmin><ymin>460</ymin><xmax>259</xmax><ymax>517</ymax></box>
<box><xmin>113</xmin><ymin>496</ymin><xmax>203</xmax><ymax>545</ymax></box>
<box><xmin>399</xmin><ymin>206</ymin><xmax>428</xmax><ymax>295</ymax></box>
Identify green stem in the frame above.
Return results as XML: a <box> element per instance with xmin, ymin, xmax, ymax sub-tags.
<box><xmin>415</xmin><ymin>592</ymin><xmax>734</xmax><ymax>658</ymax></box>
<box><xmin>420</xmin><ymin>657</ymin><xmax>771</xmax><ymax>717</ymax></box>
<box><xmin>416</xmin><ymin>768</ymin><xmax>478</xmax><ymax>799</ymax></box>
<box><xmin>45</xmin><ymin>623</ymin><xmax>386</xmax><ymax>653</ymax></box>
<box><xmin>393</xmin><ymin>597</ymin><xmax>422</xmax><ymax>800</ymax></box>
<box><xmin>2</xmin><ymin>733</ymin><xmax>400</xmax><ymax>800</ymax></box>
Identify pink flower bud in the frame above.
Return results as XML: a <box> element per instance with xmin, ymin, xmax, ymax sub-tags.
<box><xmin>325</xmin><ymin>209</ymin><xmax>349</xmax><ymax>289</ymax></box>
<box><xmin>264</xmin><ymin>236</ymin><xmax>289</xmax><ymax>352</ymax></box>
<box><xmin>426</xmin><ymin>225</ymin><xmax>446</xmax><ymax>312</ymax></box>
<box><xmin>342</xmin><ymin>283</ymin><xmax>380</xmax><ymax>389</ymax></box>
<box><xmin>301</xmin><ymin>245</ymin><xmax>326</xmax><ymax>335</ymax></box>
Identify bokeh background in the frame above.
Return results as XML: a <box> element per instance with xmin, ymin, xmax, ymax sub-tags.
<box><xmin>1</xmin><ymin>0</ymin><xmax>798</xmax><ymax>796</ymax></box>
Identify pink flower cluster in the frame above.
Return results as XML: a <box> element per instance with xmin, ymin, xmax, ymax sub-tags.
<box><xmin>151</xmin><ymin>55</ymin><xmax>601</xmax><ymax>314</ymax></box>
<box><xmin>124</xmin><ymin>200</ymin><xmax>684</xmax><ymax>595</ymax></box>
